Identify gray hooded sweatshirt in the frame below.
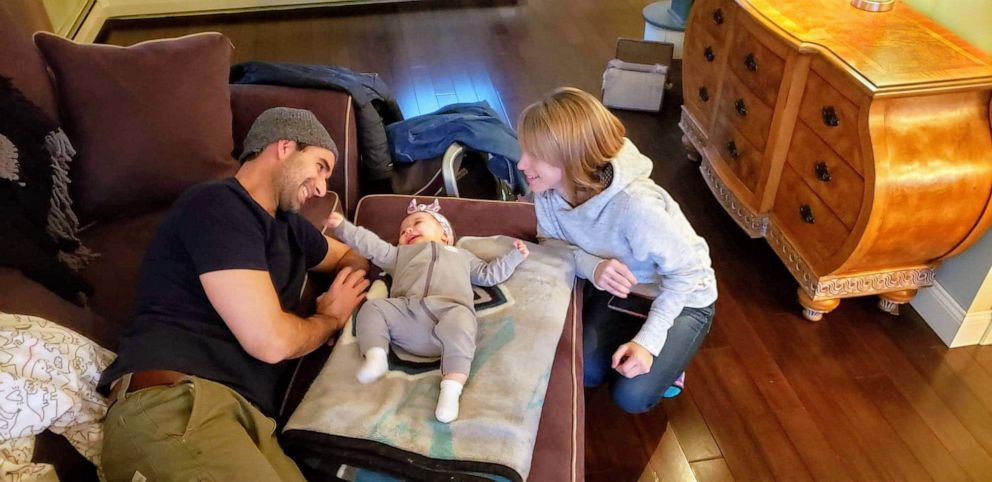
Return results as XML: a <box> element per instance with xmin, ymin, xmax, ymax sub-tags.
<box><xmin>535</xmin><ymin>139</ymin><xmax>717</xmax><ymax>356</ymax></box>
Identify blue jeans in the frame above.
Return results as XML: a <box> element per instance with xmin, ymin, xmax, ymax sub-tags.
<box><xmin>583</xmin><ymin>286</ymin><xmax>714</xmax><ymax>413</ymax></box>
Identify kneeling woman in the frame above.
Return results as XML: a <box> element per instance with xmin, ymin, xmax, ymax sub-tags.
<box><xmin>517</xmin><ymin>87</ymin><xmax>717</xmax><ymax>413</ymax></box>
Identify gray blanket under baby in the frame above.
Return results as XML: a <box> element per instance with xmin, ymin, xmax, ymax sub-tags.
<box><xmin>282</xmin><ymin>236</ymin><xmax>574</xmax><ymax>481</ymax></box>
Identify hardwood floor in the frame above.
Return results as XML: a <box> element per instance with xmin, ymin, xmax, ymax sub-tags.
<box><xmin>103</xmin><ymin>1</ymin><xmax>992</xmax><ymax>480</ymax></box>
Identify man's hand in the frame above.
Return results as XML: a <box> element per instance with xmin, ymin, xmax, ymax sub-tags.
<box><xmin>513</xmin><ymin>239</ymin><xmax>530</xmax><ymax>258</ymax></box>
<box><xmin>593</xmin><ymin>259</ymin><xmax>637</xmax><ymax>297</ymax></box>
<box><xmin>325</xmin><ymin>212</ymin><xmax>345</xmax><ymax>230</ymax></box>
<box><xmin>611</xmin><ymin>341</ymin><xmax>653</xmax><ymax>378</ymax></box>
<box><xmin>316</xmin><ymin>267</ymin><xmax>369</xmax><ymax>332</ymax></box>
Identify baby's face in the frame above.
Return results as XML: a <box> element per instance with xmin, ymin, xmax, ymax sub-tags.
<box><xmin>399</xmin><ymin>212</ymin><xmax>448</xmax><ymax>245</ymax></box>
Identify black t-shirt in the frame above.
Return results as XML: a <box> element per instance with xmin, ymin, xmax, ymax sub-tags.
<box><xmin>98</xmin><ymin>178</ymin><xmax>328</xmax><ymax>416</ymax></box>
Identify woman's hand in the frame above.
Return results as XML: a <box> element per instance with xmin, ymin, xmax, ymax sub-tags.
<box><xmin>611</xmin><ymin>341</ymin><xmax>653</xmax><ymax>378</ymax></box>
<box><xmin>593</xmin><ymin>259</ymin><xmax>637</xmax><ymax>297</ymax></box>
<box><xmin>325</xmin><ymin>212</ymin><xmax>345</xmax><ymax>230</ymax></box>
<box><xmin>514</xmin><ymin>240</ymin><xmax>530</xmax><ymax>258</ymax></box>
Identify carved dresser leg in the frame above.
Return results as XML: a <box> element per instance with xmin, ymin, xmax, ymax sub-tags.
<box><xmin>682</xmin><ymin>134</ymin><xmax>701</xmax><ymax>162</ymax></box>
<box><xmin>797</xmin><ymin>288</ymin><xmax>840</xmax><ymax>322</ymax></box>
<box><xmin>878</xmin><ymin>289</ymin><xmax>918</xmax><ymax>315</ymax></box>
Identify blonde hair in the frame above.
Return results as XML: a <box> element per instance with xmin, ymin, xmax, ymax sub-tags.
<box><xmin>517</xmin><ymin>87</ymin><xmax>626</xmax><ymax>202</ymax></box>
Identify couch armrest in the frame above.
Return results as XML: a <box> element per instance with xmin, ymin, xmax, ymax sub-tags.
<box><xmin>230</xmin><ymin>84</ymin><xmax>360</xmax><ymax>216</ymax></box>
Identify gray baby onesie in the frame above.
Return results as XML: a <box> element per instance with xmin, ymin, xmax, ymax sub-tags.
<box><xmin>333</xmin><ymin>221</ymin><xmax>526</xmax><ymax>375</ymax></box>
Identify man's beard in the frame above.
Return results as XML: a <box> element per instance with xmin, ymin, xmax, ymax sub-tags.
<box><xmin>275</xmin><ymin>172</ymin><xmax>303</xmax><ymax>213</ymax></box>
<box><xmin>279</xmin><ymin>189</ymin><xmax>301</xmax><ymax>213</ymax></box>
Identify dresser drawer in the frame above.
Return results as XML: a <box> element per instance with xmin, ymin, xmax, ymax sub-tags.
<box><xmin>684</xmin><ymin>78</ymin><xmax>716</xmax><ymax>132</ymax></box>
<box><xmin>773</xmin><ymin>163</ymin><xmax>852</xmax><ymax>263</ymax></box>
<box><xmin>685</xmin><ymin>22</ymin><xmax>726</xmax><ymax>78</ymax></box>
<box><xmin>786</xmin><ymin>121</ymin><xmax>864</xmax><ymax>229</ymax></box>
<box><xmin>695</xmin><ymin>0</ymin><xmax>735</xmax><ymax>45</ymax></box>
<box><xmin>683</xmin><ymin>26</ymin><xmax>726</xmax><ymax>130</ymax></box>
<box><xmin>797</xmin><ymin>68</ymin><xmax>864</xmax><ymax>176</ymax></box>
<box><xmin>718</xmin><ymin>71</ymin><xmax>774</xmax><ymax>152</ymax></box>
<box><xmin>727</xmin><ymin>18</ymin><xmax>786</xmax><ymax>109</ymax></box>
<box><xmin>713</xmin><ymin>118</ymin><xmax>763</xmax><ymax>194</ymax></box>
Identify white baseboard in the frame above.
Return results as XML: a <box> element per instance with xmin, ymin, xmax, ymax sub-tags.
<box><xmin>74</xmin><ymin>0</ymin><xmax>406</xmax><ymax>42</ymax></box>
<box><xmin>910</xmin><ymin>281</ymin><xmax>992</xmax><ymax>347</ymax></box>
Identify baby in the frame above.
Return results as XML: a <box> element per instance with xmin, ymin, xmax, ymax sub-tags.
<box><xmin>326</xmin><ymin>199</ymin><xmax>529</xmax><ymax>423</ymax></box>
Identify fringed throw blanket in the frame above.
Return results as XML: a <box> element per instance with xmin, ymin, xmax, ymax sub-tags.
<box><xmin>283</xmin><ymin>236</ymin><xmax>575</xmax><ymax>481</ymax></box>
<box><xmin>0</xmin><ymin>75</ymin><xmax>96</xmax><ymax>304</ymax></box>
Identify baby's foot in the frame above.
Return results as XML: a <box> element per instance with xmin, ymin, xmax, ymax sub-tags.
<box><xmin>435</xmin><ymin>379</ymin><xmax>464</xmax><ymax>423</ymax></box>
<box><xmin>356</xmin><ymin>347</ymin><xmax>388</xmax><ymax>384</ymax></box>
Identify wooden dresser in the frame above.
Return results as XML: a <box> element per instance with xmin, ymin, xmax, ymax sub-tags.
<box><xmin>679</xmin><ymin>0</ymin><xmax>992</xmax><ymax>320</ymax></box>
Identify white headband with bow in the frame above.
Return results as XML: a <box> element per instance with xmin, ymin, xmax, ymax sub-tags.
<box><xmin>407</xmin><ymin>198</ymin><xmax>454</xmax><ymax>244</ymax></box>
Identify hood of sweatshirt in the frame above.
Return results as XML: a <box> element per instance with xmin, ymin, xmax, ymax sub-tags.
<box><xmin>539</xmin><ymin>137</ymin><xmax>653</xmax><ymax>218</ymax></box>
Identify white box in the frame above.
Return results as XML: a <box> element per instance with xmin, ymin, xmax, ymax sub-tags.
<box><xmin>602</xmin><ymin>60</ymin><xmax>669</xmax><ymax>112</ymax></box>
<box><xmin>601</xmin><ymin>38</ymin><xmax>674</xmax><ymax>112</ymax></box>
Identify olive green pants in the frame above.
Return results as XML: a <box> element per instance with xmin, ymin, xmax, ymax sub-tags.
<box><xmin>100</xmin><ymin>374</ymin><xmax>306</xmax><ymax>482</ymax></box>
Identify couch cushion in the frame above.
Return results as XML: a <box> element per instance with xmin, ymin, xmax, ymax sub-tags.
<box><xmin>0</xmin><ymin>267</ymin><xmax>115</xmax><ymax>351</ymax></box>
<box><xmin>0</xmin><ymin>1</ymin><xmax>60</xmax><ymax>123</ymax></box>
<box><xmin>33</xmin><ymin>32</ymin><xmax>239</xmax><ymax>220</ymax></box>
<box><xmin>78</xmin><ymin>210</ymin><xmax>169</xmax><ymax>331</ymax></box>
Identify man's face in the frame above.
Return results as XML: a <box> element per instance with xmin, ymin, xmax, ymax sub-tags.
<box><xmin>398</xmin><ymin>212</ymin><xmax>448</xmax><ymax>245</ymax></box>
<box><xmin>274</xmin><ymin>145</ymin><xmax>335</xmax><ymax>213</ymax></box>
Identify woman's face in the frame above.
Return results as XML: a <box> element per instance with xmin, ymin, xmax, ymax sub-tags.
<box><xmin>518</xmin><ymin>152</ymin><xmax>564</xmax><ymax>194</ymax></box>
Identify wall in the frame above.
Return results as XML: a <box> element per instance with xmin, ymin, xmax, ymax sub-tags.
<box><xmin>42</xmin><ymin>0</ymin><xmax>93</xmax><ymax>36</ymax></box>
<box><xmin>901</xmin><ymin>0</ymin><xmax>992</xmax><ymax>53</ymax></box>
<box><xmin>901</xmin><ymin>0</ymin><xmax>992</xmax><ymax>346</ymax></box>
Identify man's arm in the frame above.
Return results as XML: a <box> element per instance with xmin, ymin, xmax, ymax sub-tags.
<box><xmin>310</xmin><ymin>234</ymin><xmax>370</xmax><ymax>273</ymax></box>
<box><xmin>200</xmin><ymin>266</ymin><xmax>368</xmax><ymax>363</ymax></box>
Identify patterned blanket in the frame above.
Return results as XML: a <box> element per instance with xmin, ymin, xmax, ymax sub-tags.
<box><xmin>0</xmin><ymin>313</ymin><xmax>114</xmax><ymax>482</ymax></box>
<box><xmin>283</xmin><ymin>236</ymin><xmax>574</xmax><ymax>481</ymax></box>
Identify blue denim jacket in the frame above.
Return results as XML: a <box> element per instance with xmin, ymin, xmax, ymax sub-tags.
<box><xmin>230</xmin><ymin>61</ymin><xmax>404</xmax><ymax>181</ymax></box>
<box><xmin>386</xmin><ymin>102</ymin><xmax>528</xmax><ymax>194</ymax></box>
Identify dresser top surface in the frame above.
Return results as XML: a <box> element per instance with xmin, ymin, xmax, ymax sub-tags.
<box><xmin>740</xmin><ymin>0</ymin><xmax>992</xmax><ymax>90</ymax></box>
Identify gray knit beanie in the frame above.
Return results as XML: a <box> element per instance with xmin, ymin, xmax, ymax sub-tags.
<box><xmin>239</xmin><ymin>107</ymin><xmax>338</xmax><ymax>162</ymax></box>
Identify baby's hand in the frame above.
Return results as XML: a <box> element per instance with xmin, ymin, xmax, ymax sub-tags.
<box><xmin>514</xmin><ymin>240</ymin><xmax>530</xmax><ymax>258</ymax></box>
<box><xmin>325</xmin><ymin>212</ymin><xmax>345</xmax><ymax>230</ymax></box>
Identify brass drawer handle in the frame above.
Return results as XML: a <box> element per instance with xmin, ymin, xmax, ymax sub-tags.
<box><xmin>713</xmin><ymin>8</ymin><xmax>724</xmax><ymax>25</ymax></box>
<box><xmin>822</xmin><ymin>106</ymin><xmax>840</xmax><ymax>127</ymax></box>
<box><xmin>699</xmin><ymin>87</ymin><xmax>710</xmax><ymax>102</ymax></box>
<box><xmin>734</xmin><ymin>98</ymin><xmax>747</xmax><ymax>117</ymax></box>
<box><xmin>744</xmin><ymin>53</ymin><xmax>757</xmax><ymax>72</ymax></box>
<box><xmin>705</xmin><ymin>46</ymin><xmax>715</xmax><ymax>62</ymax></box>
<box><xmin>800</xmin><ymin>204</ymin><xmax>815</xmax><ymax>224</ymax></box>
<box><xmin>726</xmin><ymin>140</ymin><xmax>740</xmax><ymax>159</ymax></box>
<box><xmin>815</xmin><ymin>162</ymin><xmax>832</xmax><ymax>182</ymax></box>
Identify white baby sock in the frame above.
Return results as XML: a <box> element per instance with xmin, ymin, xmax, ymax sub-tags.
<box><xmin>435</xmin><ymin>379</ymin><xmax>464</xmax><ymax>423</ymax></box>
<box><xmin>356</xmin><ymin>347</ymin><xmax>388</xmax><ymax>384</ymax></box>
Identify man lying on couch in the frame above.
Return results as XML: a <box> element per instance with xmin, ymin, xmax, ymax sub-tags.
<box><xmin>96</xmin><ymin>107</ymin><xmax>370</xmax><ymax>482</ymax></box>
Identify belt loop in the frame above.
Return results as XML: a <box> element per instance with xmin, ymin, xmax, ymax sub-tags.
<box><xmin>116</xmin><ymin>373</ymin><xmax>134</xmax><ymax>404</ymax></box>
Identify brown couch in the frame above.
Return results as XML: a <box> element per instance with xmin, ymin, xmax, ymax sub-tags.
<box><xmin>1</xmin><ymin>3</ymin><xmax>583</xmax><ymax>481</ymax></box>
<box><xmin>0</xmin><ymin>2</ymin><xmax>356</xmax><ymax>479</ymax></box>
